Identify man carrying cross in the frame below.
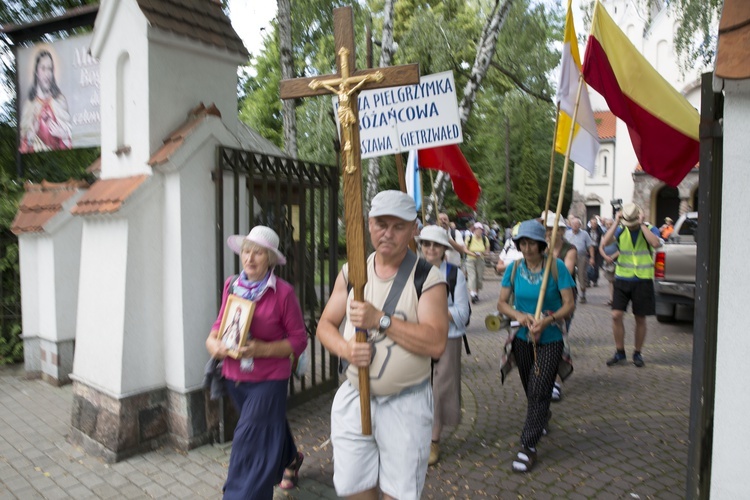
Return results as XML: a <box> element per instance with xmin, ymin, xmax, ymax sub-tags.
<box><xmin>317</xmin><ymin>190</ymin><xmax>448</xmax><ymax>499</ymax></box>
<box><xmin>281</xmin><ymin>7</ymin><xmax>447</xmax><ymax>496</ymax></box>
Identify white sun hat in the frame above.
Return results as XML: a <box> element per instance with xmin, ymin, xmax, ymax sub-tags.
<box><xmin>227</xmin><ymin>225</ymin><xmax>287</xmax><ymax>265</ymax></box>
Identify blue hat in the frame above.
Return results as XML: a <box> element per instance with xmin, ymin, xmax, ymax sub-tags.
<box><xmin>513</xmin><ymin>219</ymin><xmax>547</xmax><ymax>245</ymax></box>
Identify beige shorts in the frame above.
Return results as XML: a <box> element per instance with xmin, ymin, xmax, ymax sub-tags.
<box><xmin>330</xmin><ymin>380</ymin><xmax>433</xmax><ymax>499</ymax></box>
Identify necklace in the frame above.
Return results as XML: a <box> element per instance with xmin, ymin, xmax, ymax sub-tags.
<box><xmin>520</xmin><ymin>258</ymin><xmax>545</xmax><ymax>285</ymax></box>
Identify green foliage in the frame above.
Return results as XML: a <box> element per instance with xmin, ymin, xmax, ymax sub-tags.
<box><xmin>240</xmin><ymin>0</ymin><xmax>570</xmax><ymax>225</ymax></box>
<box><xmin>670</xmin><ymin>0</ymin><xmax>721</xmax><ymax>72</ymax></box>
<box><xmin>0</xmin><ymin>160</ymin><xmax>23</xmax><ymax>365</ymax></box>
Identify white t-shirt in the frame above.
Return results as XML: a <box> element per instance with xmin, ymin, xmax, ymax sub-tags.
<box><xmin>445</xmin><ymin>228</ymin><xmax>464</xmax><ymax>267</ymax></box>
<box><xmin>343</xmin><ymin>253</ymin><xmax>446</xmax><ymax>396</ymax></box>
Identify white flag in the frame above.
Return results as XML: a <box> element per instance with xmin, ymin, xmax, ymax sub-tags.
<box><xmin>406</xmin><ymin>150</ymin><xmax>422</xmax><ymax>211</ymax></box>
<box><xmin>555</xmin><ymin>0</ymin><xmax>599</xmax><ymax>173</ymax></box>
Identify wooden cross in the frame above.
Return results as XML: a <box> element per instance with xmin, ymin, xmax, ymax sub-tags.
<box><xmin>280</xmin><ymin>5</ymin><xmax>419</xmax><ymax>435</ymax></box>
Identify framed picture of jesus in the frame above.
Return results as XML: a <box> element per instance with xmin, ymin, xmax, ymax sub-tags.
<box><xmin>217</xmin><ymin>295</ymin><xmax>256</xmax><ymax>359</ymax></box>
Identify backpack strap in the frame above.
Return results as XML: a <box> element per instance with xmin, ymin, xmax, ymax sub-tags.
<box><xmin>345</xmin><ymin>251</ymin><xmax>432</xmax><ymax>310</ymax></box>
<box><xmin>412</xmin><ymin>257</ymin><xmax>433</xmax><ymax>300</ymax></box>
<box><xmin>446</xmin><ymin>262</ymin><xmax>458</xmax><ymax>301</ymax></box>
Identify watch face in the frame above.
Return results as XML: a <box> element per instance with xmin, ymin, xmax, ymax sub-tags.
<box><xmin>379</xmin><ymin>315</ymin><xmax>391</xmax><ymax>330</ymax></box>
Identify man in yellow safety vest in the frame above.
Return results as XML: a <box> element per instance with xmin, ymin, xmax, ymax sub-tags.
<box><xmin>600</xmin><ymin>203</ymin><xmax>662</xmax><ymax>368</ymax></box>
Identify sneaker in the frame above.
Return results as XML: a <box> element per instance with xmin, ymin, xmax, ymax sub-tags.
<box><xmin>471</xmin><ymin>295</ymin><xmax>479</xmax><ymax>304</ymax></box>
<box><xmin>606</xmin><ymin>351</ymin><xmax>626</xmax><ymax>366</ymax></box>
<box><xmin>428</xmin><ymin>441</ymin><xmax>440</xmax><ymax>466</ymax></box>
<box><xmin>633</xmin><ymin>352</ymin><xmax>645</xmax><ymax>368</ymax></box>
<box><xmin>579</xmin><ymin>295</ymin><xmax>587</xmax><ymax>304</ymax></box>
<box><xmin>551</xmin><ymin>382</ymin><xmax>562</xmax><ymax>402</ymax></box>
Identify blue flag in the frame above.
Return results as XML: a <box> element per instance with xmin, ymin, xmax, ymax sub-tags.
<box><xmin>406</xmin><ymin>150</ymin><xmax>422</xmax><ymax>211</ymax></box>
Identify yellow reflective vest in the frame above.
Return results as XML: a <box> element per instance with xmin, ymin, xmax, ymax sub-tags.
<box><xmin>615</xmin><ymin>225</ymin><xmax>655</xmax><ymax>279</ymax></box>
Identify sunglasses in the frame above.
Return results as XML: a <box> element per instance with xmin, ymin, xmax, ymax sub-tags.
<box><xmin>421</xmin><ymin>241</ymin><xmax>444</xmax><ymax>249</ymax></box>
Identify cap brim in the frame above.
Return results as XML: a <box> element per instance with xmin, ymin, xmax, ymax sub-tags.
<box><xmin>369</xmin><ymin>209</ymin><xmax>417</xmax><ymax>221</ymax></box>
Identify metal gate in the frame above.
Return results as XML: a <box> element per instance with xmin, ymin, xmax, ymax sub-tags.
<box><xmin>215</xmin><ymin>147</ymin><xmax>340</xmax><ymax>408</ymax></box>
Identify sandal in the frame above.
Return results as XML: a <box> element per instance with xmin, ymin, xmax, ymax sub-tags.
<box><xmin>279</xmin><ymin>452</ymin><xmax>304</xmax><ymax>490</ymax></box>
<box><xmin>512</xmin><ymin>446</ymin><xmax>537</xmax><ymax>473</ymax></box>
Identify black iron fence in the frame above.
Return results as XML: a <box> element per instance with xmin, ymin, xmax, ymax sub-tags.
<box><xmin>215</xmin><ymin>147</ymin><xmax>340</xmax><ymax>407</ymax></box>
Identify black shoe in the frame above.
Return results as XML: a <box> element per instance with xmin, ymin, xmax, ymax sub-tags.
<box><xmin>606</xmin><ymin>351</ymin><xmax>626</xmax><ymax>366</ymax></box>
<box><xmin>471</xmin><ymin>295</ymin><xmax>479</xmax><ymax>304</ymax></box>
<box><xmin>633</xmin><ymin>352</ymin><xmax>645</xmax><ymax>368</ymax></box>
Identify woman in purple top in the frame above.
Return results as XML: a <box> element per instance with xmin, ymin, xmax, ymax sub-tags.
<box><xmin>205</xmin><ymin>226</ymin><xmax>308</xmax><ymax>499</ymax></box>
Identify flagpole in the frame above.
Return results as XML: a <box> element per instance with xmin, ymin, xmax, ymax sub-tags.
<box><xmin>543</xmin><ymin>102</ymin><xmax>562</xmax><ymax>222</ymax></box>
<box><xmin>429</xmin><ymin>169</ymin><xmax>438</xmax><ymax>220</ymax></box>
<box><xmin>531</xmin><ymin>74</ymin><xmax>585</xmax><ymax>372</ymax></box>
<box><xmin>420</xmin><ymin>167</ymin><xmax>427</xmax><ymax>223</ymax></box>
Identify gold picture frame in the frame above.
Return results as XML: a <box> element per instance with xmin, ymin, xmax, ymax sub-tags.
<box><xmin>217</xmin><ymin>295</ymin><xmax>256</xmax><ymax>359</ymax></box>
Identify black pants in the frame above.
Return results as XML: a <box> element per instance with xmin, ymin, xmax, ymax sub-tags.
<box><xmin>512</xmin><ymin>337</ymin><xmax>564</xmax><ymax>449</ymax></box>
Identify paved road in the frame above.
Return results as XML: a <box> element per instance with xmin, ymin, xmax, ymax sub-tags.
<box><xmin>0</xmin><ymin>270</ymin><xmax>694</xmax><ymax>499</ymax></box>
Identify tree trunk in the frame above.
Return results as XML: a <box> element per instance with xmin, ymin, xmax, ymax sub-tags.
<box><xmin>364</xmin><ymin>0</ymin><xmax>397</xmax><ymax>210</ymax></box>
<box><xmin>505</xmin><ymin>115</ymin><xmax>511</xmax><ymax>220</ymax></box>
<box><xmin>278</xmin><ymin>0</ymin><xmax>297</xmax><ymax>158</ymax></box>
<box><xmin>429</xmin><ymin>0</ymin><xmax>514</xmax><ymax>218</ymax></box>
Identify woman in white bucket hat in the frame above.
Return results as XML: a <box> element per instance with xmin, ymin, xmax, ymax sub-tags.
<box><xmin>417</xmin><ymin>225</ymin><xmax>471</xmax><ymax>466</ymax></box>
<box><xmin>205</xmin><ymin>226</ymin><xmax>307</xmax><ymax>497</ymax></box>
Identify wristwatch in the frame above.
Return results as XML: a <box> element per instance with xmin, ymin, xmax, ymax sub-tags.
<box><xmin>379</xmin><ymin>313</ymin><xmax>392</xmax><ymax>332</ymax></box>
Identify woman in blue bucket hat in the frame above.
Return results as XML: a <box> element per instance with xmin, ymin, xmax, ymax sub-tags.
<box><xmin>496</xmin><ymin>219</ymin><xmax>576</xmax><ymax>473</ymax></box>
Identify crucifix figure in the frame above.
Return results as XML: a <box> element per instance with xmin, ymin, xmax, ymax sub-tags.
<box><xmin>309</xmin><ymin>47</ymin><xmax>383</xmax><ymax>174</ymax></box>
<box><xmin>280</xmin><ymin>6</ymin><xmax>419</xmax><ymax>435</ymax></box>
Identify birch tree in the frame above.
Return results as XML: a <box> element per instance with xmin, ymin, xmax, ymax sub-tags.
<box><xmin>277</xmin><ymin>0</ymin><xmax>297</xmax><ymax>158</ymax></box>
<box><xmin>364</xmin><ymin>0</ymin><xmax>396</xmax><ymax>209</ymax></box>
<box><xmin>428</xmin><ymin>0</ymin><xmax>514</xmax><ymax>218</ymax></box>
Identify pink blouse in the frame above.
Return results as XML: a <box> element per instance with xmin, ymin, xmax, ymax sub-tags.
<box><xmin>212</xmin><ymin>275</ymin><xmax>308</xmax><ymax>382</ymax></box>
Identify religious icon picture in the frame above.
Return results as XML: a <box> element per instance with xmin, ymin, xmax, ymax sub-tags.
<box><xmin>217</xmin><ymin>295</ymin><xmax>256</xmax><ymax>359</ymax></box>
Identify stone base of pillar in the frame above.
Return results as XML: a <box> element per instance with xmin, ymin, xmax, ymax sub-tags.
<box><xmin>69</xmin><ymin>381</ymin><xmax>168</xmax><ymax>463</ymax></box>
<box><xmin>40</xmin><ymin>339</ymin><xmax>74</xmax><ymax>386</ymax></box>
<box><xmin>166</xmin><ymin>388</ymin><xmax>218</xmax><ymax>450</ymax></box>
<box><xmin>69</xmin><ymin>381</ymin><xmax>239</xmax><ymax>461</ymax></box>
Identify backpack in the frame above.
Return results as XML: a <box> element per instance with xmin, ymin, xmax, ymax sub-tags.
<box><xmin>465</xmin><ymin>234</ymin><xmax>490</xmax><ymax>250</ymax></box>
<box><xmin>446</xmin><ymin>263</ymin><xmax>471</xmax><ymax>326</ymax></box>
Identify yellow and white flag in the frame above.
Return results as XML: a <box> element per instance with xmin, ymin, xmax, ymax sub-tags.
<box><xmin>555</xmin><ymin>0</ymin><xmax>599</xmax><ymax>173</ymax></box>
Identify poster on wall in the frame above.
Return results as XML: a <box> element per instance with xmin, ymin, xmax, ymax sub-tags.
<box><xmin>17</xmin><ymin>33</ymin><xmax>100</xmax><ymax>153</ymax></box>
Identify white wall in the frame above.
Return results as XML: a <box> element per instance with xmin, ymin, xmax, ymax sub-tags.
<box><xmin>73</xmin><ymin>219</ymin><xmax>129</xmax><ymax>394</ymax></box>
<box><xmin>52</xmin><ymin>219</ymin><xmax>83</xmax><ymax>341</ymax></box>
<box><xmin>121</xmin><ymin>185</ymin><xmax>165</xmax><ymax>394</ymax></box>
<box><xmin>73</xmin><ymin>180</ymin><xmax>166</xmax><ymax>397</ymax></box>
<box><xmin>19</xmin><ymin>237</ymin><xmax>40</xmax><ymax>371</ymax></box>
<box><xmin>148</xmin><ymin>34</ymin><xmax>241</xmax><ymax>156</ymax></box>
<box><xmin>37</xmin><ymin>238</ymin><xmax>57</xmax><ymax>340</ymax></box>
<box><xmin>711</xmin><ymin>79</ymin><xmax>750</xmax><ymax>498</ymax></box>
<box><xmin>97</xmin><ymin>0</ymin><xmax>152</xmax><ymax>179</ymax></box>
<box><xmin>160</xmin><ymin>124</ymin><xmax>241</xmax><ymax>392</ymax></box>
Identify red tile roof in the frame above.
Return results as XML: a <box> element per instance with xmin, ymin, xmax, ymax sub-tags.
<box><xmin>594</xmin><ymin>111</ymin><xmax>616</xmax><ymax>140</ymax></box>
<box><xmin>71</xmin><ymin>175</ymin><xmax>149</xmax><ymax>216</ymax></box>
<box><xmin>149</xmin><ymin>102</ymin><xmax>222</xmax><ymax>166</ymax></box>
<box><xmin>12</xmin><ymin>180</ymin><xmax>89</xmax><ymax>235</ymax></box>
<box><xmin>136</xmin><ymin>0</ymin><xmax>248</xmax><ymax>58</ymax></box>
<box><xmin>715</xmin><ymin>0</ymin><xmax>750</xmax><ymax>80</ymax></box>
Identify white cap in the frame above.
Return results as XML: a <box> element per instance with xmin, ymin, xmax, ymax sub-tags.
<box><xmin>369</xmin><ymin>190</ymin><xmax>417</xmax><ymax>221</ymax></box>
